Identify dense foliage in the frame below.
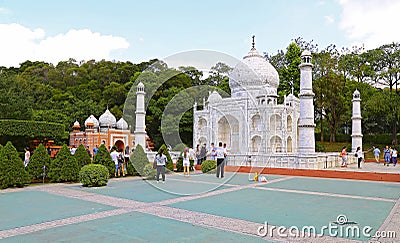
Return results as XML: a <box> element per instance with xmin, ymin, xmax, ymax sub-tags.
<box><xmin>79</xmin><ymin>164</ymin><xmax>109</xmax><ymax>187</ymax></box>
<box><xmin>201</xmin><ymin>160</ymin><xmax>217</xmax><ymax>173</ymax></box>
<box><xmin>26</xmin><ymin>144</ymin><xmax>51</xmax><ymax>180</ymax></box>
<box><xmin>74</xmin><ymin>144</ymin><xmax>91</xmax><ymax>168</ymax></box>
<box><xmin>142</xmin><ymin>163</ymin><xmax>156</xmax><ymax>179</ymax></box>
<box><xmin>130</xmin><ymin>144</ymin><xmax>149</xmax><ymax>176</ymax></box>
<box><xmin>48</xmin><ymin>144</ymin><xmax>79</xmax><ymax>182</ymax></box>
<box><xmin>0</xmin><ymin>142</ymin><xmax>30</xmax><ymax>189</ymax></box>
<box><xmin>93</xmin><ymin>144</ymin><xmax>115</xmax><ymax>177</ymax></box>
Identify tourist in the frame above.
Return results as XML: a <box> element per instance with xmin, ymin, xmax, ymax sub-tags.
<box><xmin>210</xmin><ymin>142</ymin><xmax>217</xmax><ymax>161</ymax></box>
<box><xmin>356</xmin><ymin>147</ymin><xmax>363</xmax><ymax>169</ymax></box>
<box><xmin>86</xmin><ymin>146</ymin><xmax>92</xmax><ymax>159</ymax></box>
<box><xmin>183</xmin><ymin>148</ymin><xmax>190</xmax><ymax>177</ymax></box>
<box><xmin>70</xmin><ymin>145</ymin><xmax>76</xmax><ymax>155</ymax></box>
<box><xmin>24</xmin><ymin>147</ymin><xmax>30</xmax><ymax>167</ymax></box>
<box><xmin>124</xmin><ymin>146</ymin><xmax>130</xmax><ymax>174</ymax></box>
<box><xmin>199</xmin><ymin>143</ymin><xmax>207</xmax><ymax>165</ymax></box>
<box><xmin>216</xmin><ymin>142</ymin><xmax>226</xmax><ymax>178</ymax></box>
<box><xmin>195</xmin><ymin>144</ymin><xmax>200</xmax><ymax>165</ymax></box>
<box><xmin>383</xmin><ymin>146</ymin><xmax>391</xmax><ymax>166</ymax></box>
<box><xmin>155</xmin><ymin>148</ymin><xmax>167</xmax><ymax>183</ymax></box>
<box><xmin>373</xmin><ymin>147</ymin><xmax>381</xmax><ymax>163</ymax></box>
<box><xmin>340</xmin><ymin>146</ymin><xmax>347</xmax><ymax>167</ymax></box>
<box><xmin>110</xmin><ymin>148</ymin><xmax>119</xmax><ymax>177</ymax></box>
<box><xmin>391</xmin><ymin>147</ymin><xmax>397</xmax><ymax>167</ymax></box>
<box><xmin>223</xmin><ymin>143</ymin><xmax>229</xmax><ymax>166</ymax></box>
<box><xmin>118</xmin><ymin>148</ymin><xmax>125</xmax><ymax>176</ymax></box>
<box><xmin>93</xmin><ymin>145</ymin><xmax>99</xmax><ymax>156</ymax></box>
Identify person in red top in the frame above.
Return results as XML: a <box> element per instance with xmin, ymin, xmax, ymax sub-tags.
<box><xmin>340</xmin><ymin>146</ymin><xmax>348</xmax><ymax>168</ymax></box>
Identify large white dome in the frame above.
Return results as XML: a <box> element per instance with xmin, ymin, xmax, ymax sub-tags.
<box><xmin>85</xmin><ymin>115</ymin><xmax>99</xmax><ymax>128</ymax></box>
<box><xmin>99</xmin><ymin>109</ymin><xmax>117</xmax><ymax>128</ymax></box>
<box><xmin>116</xmin><ymin>117</ymin><xmax>129</xmax><ymax>130</ymax></box>
<box><xmin>229</xmin><ymin>44</ymin><xmax>279</xmax><ymax>96</ymax></box>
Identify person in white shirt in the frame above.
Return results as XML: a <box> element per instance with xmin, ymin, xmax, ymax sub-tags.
<box><xmin>183</xmin><ymin>148</ymin><xmax>190</xmax><ymax>177</ymax></box>
<box><xmin>216</xmin><ymin>142</ymin><xmax>226</xmax><ymax>178</ymax></box>
<box><xmin>391</xmin><ymin>147</ymin><xmax>397</xmax><ymax>167</ymax></box>
<box><xmin>356</xmin><ymin>147</ymin><xmax>363</xmax><ymax>169</ymax></box>
<box><xmin>110</xmin><ymin>148</ymin><xmax>119</xmax><ymax>177</ymax></box>
<box><xmin>24</xmin><ymin>147</ymin><xmax>30</xmax><ymax>167</ymax></box>
<box><xmin>155</xmin><ymin>149</ymin><xmax>167</xmax><ymax>183</ymax></box>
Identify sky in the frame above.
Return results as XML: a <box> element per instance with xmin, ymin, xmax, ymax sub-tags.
<box><xmin>0</xmin><ymin>0</ymin><xmax>399</xmax><ymax>68</ymax></box>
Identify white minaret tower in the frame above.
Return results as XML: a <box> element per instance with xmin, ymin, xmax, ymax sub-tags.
<box><xmin>298</xmin><ymin>50</ymin><xmax>315</xmax><ymax>154</ymax></box>
<box><xmin>134</xmin><ymin>82</ymin><xmax>147</xmax><ymax>149</ymax></box>
<box><xmin>351</xmin><ymin>89</ymin><xmax>362</xmax><ymax>152</ymax></box>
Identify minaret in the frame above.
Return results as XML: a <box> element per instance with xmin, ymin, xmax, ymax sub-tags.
<box><xmin>351</xmin><ymin>89</ymin><xmax>362</xmax><ymax>152</ymax></box>
<box><xmin>298</xmin><ymin>50</ymin><xmax>315</xmax><ymax>154</ymax></box>
<box><xmin>134</xmin><ymin>82</ymin><xmax>147</xmax><ymax>149</ymax></box>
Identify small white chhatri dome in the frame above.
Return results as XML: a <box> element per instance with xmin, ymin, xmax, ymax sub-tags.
<box><xmin>207</xmin><ymin>90</ymin><xmax>222</xmax><ymax>103</ymax></box>
<box><xmin>116</xmin><ymin>117</ymin><xmax>129</xmax><ymax>130</ymax></box>
<box><xmin>99</xmin><ymin>109</ymin><xmax>117</xmax><ymax>128</ymax></box>
<box><xmin>73</xmin><ymin>120</ymin><xmax>80</xmax><ymax>128</ymax></box>
<box><xmin>229</xmin><ymin>35</ymin><xmax>279</xmax><ymax>97</ymax></box>
<box><xmin>85</xmin><ymin>115</ymin><xmax>99</xmax><ymax>128</ymax></box>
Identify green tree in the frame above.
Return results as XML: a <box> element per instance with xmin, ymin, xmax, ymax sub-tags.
<box><xmin>74</xmin><ymin>144</ymin><xmax>91</xmax><ymax>168</ymax></box>
<box><xmin>48</xmin><ymin>144</ymin><xmax>79</xmax><ymax>182</ymax></box>
<box><xmin>26</xmin><ymin>144</ymin><xmax>51</xmax><ymax>180</ymax></box>
<box><xmin>93</xmin><ymin>144</ymin><xmax>115</xmax><ymax>177</ymax></box>
<box><xmin>0</xmin><ymin>141</ymin><xmax>30</xmax><ymax>189</ymax></box>
<box><xmin>129</xmin><ymin>144</ymin><xmax>149</xmax><ymax>176</ymax></box>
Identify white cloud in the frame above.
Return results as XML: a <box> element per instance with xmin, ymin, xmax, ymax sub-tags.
<box><xmin>338</xmin><ymin>0</ymin><xmax>400</xmax><ymax>49</ymax></box>
<box><xmin>0</xmin><ymin>23</ymin><xmax>130</xmax><ymax>67</ymax></box>
<box><xmin>324</xmin><ymin>15</ymin><xmax>335</xmax><ymax>25</ymax></box>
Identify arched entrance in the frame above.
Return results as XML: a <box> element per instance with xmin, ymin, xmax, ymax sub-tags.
<box><xmin>217</xmin><ymin>115</ymin><xmax>239</xmax><ymax>153</ymax></box>
<box><xmin>115</xmin><ymin>140</ymin><xmax>125</xmax><ymax>151</ymax></box>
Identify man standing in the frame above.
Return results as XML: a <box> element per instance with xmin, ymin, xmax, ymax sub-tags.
<box><xmin>110</xmin><ymin>148</ymin><xmax>119</xmax><ymax>177</ymax></box>
<box><xmin>373</xmin><ymin>147</ymin><xmax>381</xmax><ymax>163</ymax></box>
<box><xmin>93</xmin><ymin>145</ymin><xmax>99</xmax><ymax>156</ymax></box>
<box><xmin>216</xmin><ymin>142</ymin><xmax>226</xmax><ymax>178</ymax></box>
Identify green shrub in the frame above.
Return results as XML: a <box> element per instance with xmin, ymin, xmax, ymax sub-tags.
<box><xmin>0</xmin><ymin>141</ymin><xmax>30</xmax><ymax>189</ymax></box>
<box><xmin>74</xmin><ymin>144</ymin><xmax>91</xmax><ymax>168</ymax></box>
<box><xmin>0</xmin><ymin>120</ymin><xmax>64</xmax><ymax>139</ymax></box>
<box><xmin>201</xmin><ymin>160</ymin><xmax>217</xmax><ymax>173</ymax></box>
<box><xmin>93</xmin><ymin>144</ymin><xmax>115</xmax><ymax>177</ymax></box>
<box><xmin>143</xmin><ymin>163</ymin><xmax>156</xmax><ymax>179</ymax></box>
<box><xmin>175</xmin><ymin>157</ymin><xmax>194</xmax><ymax>172</ymax></box>
<box><xmin>315</xmin><ymin>143</ymin><xmax>326</xmax><ymax>152</ymax></box>
<box><xmin>159</xmin><ymin>144</ymin><xmax>173</xmax><ymax>171</ymax></box>
<box><xmin>26</xmin><ymin>144</ymin><xmax>51</xmax><ymax>180</ymax></box>
<box><xmin>130</xmin><ymin>144</ymin><xmax>149</xmax><ymax>176</ymax></box>
<box><xmin>79</xmin><ymin>164</ymin><xmax>109</xmax><ymax>187</ymax></box>
<box><xmin>48</xmin><ymin>144</ymin><xmax>79</xmax><ymax>182</ymax></box>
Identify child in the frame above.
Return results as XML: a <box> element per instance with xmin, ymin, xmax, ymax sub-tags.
<box><xmin>183</xmin><ymin>148</ymin><xmax>190</xmax><ymax>177</ymax></box>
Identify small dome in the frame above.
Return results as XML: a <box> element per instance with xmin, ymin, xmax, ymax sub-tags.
<box><xmin>116</xmin><ymin>118</ymin><xmax>129</xmax><ymax>130</ymax></box>
<box><xmin>73</xmin><ymin>120</ymin><xmax>80</xmax><ymax>128</ymax></box>
<box><xmin>207</xmin><ymin>90</ymin><xmax>222</xmax><ymax>103</ymax></box>
<box><xmin>99</xmin><ymin>109</ymin><xmax>117</xmax><ymax>128</ymax></box>
<box><xmin>85</xmin><ymin>115</ymin><xmax>99</xmax><ymax>128</ymax></box>
<box><xmin>301</xmin><ymin>50</ymin><xmax>312</xmax><ymax>57</ymax></box>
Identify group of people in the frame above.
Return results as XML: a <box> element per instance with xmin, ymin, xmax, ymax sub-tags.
<box><xmin>193</xmin><ymin>142</ymin><xmax>229</xmax><ymax>178</ymax></box>
<box><xmin>110</xmin><ymin>146</ymin><xmax>132</xmax><ymax>177</ymax></box>
<box><xmin>373</xmin><ymin>146</ymin><xmax>398</xmax><ymax>166</ymax></box>
<box><xmin>340</xmin><ymin>146</ymin><xmax>364</xmax><ymax>168</ymax></box>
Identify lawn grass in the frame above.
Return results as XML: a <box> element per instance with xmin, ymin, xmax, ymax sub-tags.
<box><xmin>316</xmin><ymin>142</ymin><xmax>386</xmax><ymax>159</ymax></box>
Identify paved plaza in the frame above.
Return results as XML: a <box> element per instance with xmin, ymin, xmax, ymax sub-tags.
<box><xmin>0</xmin><ymin>169</ymin><xmax>399</xmax><ymax>242</ymax></box>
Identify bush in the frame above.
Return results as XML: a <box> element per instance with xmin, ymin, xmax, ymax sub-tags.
<box><xmin>0</xmin><ymin>141</ymin><xmax>30</xmax><ymax>189</ymax></box>
<box><xmin>93</xmin><ymin>144</ymin><xmax>115</xmax><ymax>177</ymax></box>
<box><xmin>74</xmin><ymin>144</ymin><xmax>91</xmax><ymax>168</ymax></box>
<box><xmin>175</xmin><ymin>157</ymin><xmax>194</xmax><ymax>172</ymax></box>
<box><xmin>159</xmin><ymin>144</ymin><xmax>173</xmax><ymax>171</ymax></box>
<box><xmin>0</xmin><ymin>120</ymin><xmax>64</xmax><ymax>139</ymax></box>
<box><xmin>201</xmin><ymin>160</ymin><xmax>217</xmax><ymax>173</ymax></box>
<box><xmin>315</xmin><ymin>143</ymin><xmax>326</xmax><ymax>152</ymax></box>
<box><xmin>143</xmin><ymin>163</ymin><xmax>156</xmax><ymax>179</ymax></box>
<box><xmin>26</xmin><ymin>144</ymin><xmax>51</xmax><ymax>180</ymax></box>
<box><xmin>79</xmin><ymin>164</ymin><xmax>109</xmax><ymax>187</ymax></box>
<box><xmin>130</xmin><ymin>144</ymin><xmax>149</xmax><ymax>176</ymax></box>
<box><xmin>48</xmin><ymin>144</ymin><xmax>79</xmax><ymax>182</ymax></box>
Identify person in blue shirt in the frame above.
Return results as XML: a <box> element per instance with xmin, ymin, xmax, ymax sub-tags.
<box><xmin>383</xmin><ymin>145</ymin><xmax>391</xmax><ymax>166</ymax></box>
<box><xmin>373</xmin><ymin>147</ymin><xmax>381</xmax><ymax>163</ymax></box>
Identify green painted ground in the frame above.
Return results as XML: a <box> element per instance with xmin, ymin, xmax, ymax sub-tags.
<box><xmin>3</xmin><ymin>211</ymin><xmax>267</xmax><ymax>243</ymax></box>
<box><xmin>171</xmin><ymin>188</ymin><xmax>395</xmax><ymax>241</ymax></box>
<box><xmin>262</xmin><ymin>177</ymin><xmax>400</xmax><ymax>199</ymax></box>
<box><xmin>0</xmin><ymin>191</ymin><xmax>114</xmax><ymax>231</ymax></box>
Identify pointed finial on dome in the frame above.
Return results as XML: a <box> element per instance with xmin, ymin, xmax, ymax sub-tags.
<box><xmin>252</xmin><ymin>35</ymin><xmax>255</xmax><ymax>49</ymax></box>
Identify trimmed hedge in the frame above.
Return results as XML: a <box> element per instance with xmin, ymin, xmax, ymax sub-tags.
<box><xmin>0</xmin><ymin>119</ymin><xmax>65</xmax><ymax>139</ymax></box>
<box><xmin>130</xmin><ymin>144</ymin><xmax>149</xmax><ymax>176</ymax></box>
<box><xmin>48</xmin><ymin>144</ymin><xmax>79</xmax><ymax>182</ymax></box>
<box><xmin>0</xmin><ymin>141</ymin><xmax>30</xmax><ymax>189</ymax></box>
<box><xmin>201</xmin><ymin>160</ymin><xmax>217</xmax><ymax>173</ymax></box>
<box><xmin>26</xmin><ymin>144</ymin><xmax>51</xmax><ymax>180</ymax></box>
<box><xmin>143</xmin><ymin>163</ymin><xmax>156</xmax><ymax>179</ymax></box>
<box><xmin>79</xmin><ymin>164</ymin><xmax>109</xmax><ymax>187</ymax></box>
<box><xmin>93</xmin><ymin>144</ymin><xmax>115</xmax><ymax>177</ymax></box>
<box><xmin>74</xmin><ymin>144</ymin><xmax>91</xmax><ymax>168</ymax></box>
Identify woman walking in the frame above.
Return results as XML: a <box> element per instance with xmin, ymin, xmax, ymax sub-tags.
<box><xmin>340</xmin><ymin>146</ymin><xmax>348</xmax><ymax>168</ymax></box>
<box><xmin>356</xmin><ymin>147</ymin><xmax>363</xmax><ymax>169</ymax></box>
